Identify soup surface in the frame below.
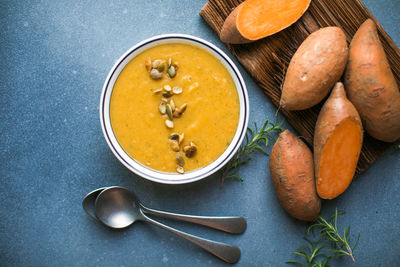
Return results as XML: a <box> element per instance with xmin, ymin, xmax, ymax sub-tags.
<box><xmin>110</xmin><ymin>43</ymin><xmax>239</xmax><ymax>173</ymax></box>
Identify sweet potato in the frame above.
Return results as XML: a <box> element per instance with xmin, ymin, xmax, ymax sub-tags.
<box><xmin>269</xmin><ymin>130</ymin><xmax>320</xmax><ymax>222</ymax></box>
<box><xmin>280</xmin><ymin>27</ymin><xmax>348</xmax><ymax>111</ymax></box>
<box><xmin>344</xmin><ymin>19</ymin><xmax>400</xmax><ymax>142</ymax></box>
<box><xmin>314</xmin><ymin>82</ymin><xmax>363</xmax><ymax>199</ymax></box>
<box><xmin>220</xmin><ymin>0</ymin><xmax>311</xmax><ymax>44</ymax></box>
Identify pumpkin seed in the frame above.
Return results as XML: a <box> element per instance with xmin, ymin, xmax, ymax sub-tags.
<box><xmin>152</xmin><ymin>88</ymin><xmax>162</xmax><ymax>93</ymax></box>
<box><xmin>176</xmin><ymin>155</ymin><xmax>185</xmax><ymax>167</ymax></box>
<box><xmin>184</xmin><ymin>147</ymin><xmax>196</xmax><ymax>158</ymax></box>
<box><xmin>173</xmin><ymin>108</ymin><xmax>181</xmax><ymax>118</ymax></box>
<box><xmin>166</xmin><ymin>104</ymin><xmax>173</xmax><ymax>120</ymax></box>
<box><xmin>169</xmin><ymin>133</ymin><xmax>179</xmax><ymax>141</ymax></box>
<box><xmin>152</xmin><ymin>59</ymin><xmax>161</xmax><ymax>69</ymax></box>
<box><xmin>179</xmin><ymin>103</ymin><xmax>187</xmax><ymax>114</ymax></box>
<box><xmin>163</xmin><ymin>85</ymin><xmax>172</xmax><ymax>92</ymax></box>
<box><xmin>162</xmin><ymin>91</ymin><xmax>172</xmax><ymax>98</ymax></box>
<box><xmin>170</xmin><ymin>140</ymin><xmax>180</xmax><ymax>152</ymax></box>
<box><xmin>172</xmin><ymin>86</ymin><xmax>183</xmax><ymax>94</ymax></box>
<box><xmin>178</xmin><ymin>133</ymin><xmax>184</xmax><ymax>144</ymax></box>
<box><xmin>169</xmin><ymin>99</ymin><xmax>175</xmax><ymax>111</ymax></box>
<box><xmin>173</xmin><ymin>103</ymin><xmax>187</xmax><ymax>118</ymax></box>
<box><xmin>161</xmin><ymin>97</ymin><xmax>168</xmax><ymax>103</ymax></box>
<box><xmin>158</xmin><ymin>63</ymin><xmax>166</xmax><ymax>72</ymax></box>
<box><xmin>163</xmin><ymin>85</ymin><xmax>172</xmax><ymax>97</ymax></box>
<box><xmin>165</xmin><ymin>119</ymin><xmax>174</xmax><ymax>128</ymax></box>
<box><xmin>167</xmin><ymin>66</ymin><xmax>176</xmax><ymax>78</ymax></box>
<box><xmin>159</xmin><ymin>103</ymin><xmax>166</xmax><ymax>114</ymax></box>
<box><xmin>176</xmin><ymin>166</ymin><xmax>184</xmax><ymax>174</ymax></box>
<box><xmin>152</xmin><ymin>59</ymin><xmax>165</xmax><ymax>72</ymax></box>
<box><xmin>168</xmin><ymin>58</ymin><xmax>172</xmax><ymax>67</ymax></box>
<box><xmin>184</xmin><ymin>142</ymin><xmax>197</xmax><ymax>158</ymax></box>
<box><xmin>150</xmin><ymin>69</ymin><xmax>162</xmax><ymax>80</ymax></box>
<box><xmin>145</xmin><ymin>57</ymin><xmax>152</xmax><ymax>72</ymax></box>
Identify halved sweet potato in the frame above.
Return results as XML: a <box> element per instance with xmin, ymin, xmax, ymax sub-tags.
<box><xmin>314</xmin><ymin>82</ymin><xmax>363</xmax><ymax>199</ymax></box>
<box><xmin>220</xmin><ymin>0</ymin><xmax>311</xmax><ymax>44</ymax></box>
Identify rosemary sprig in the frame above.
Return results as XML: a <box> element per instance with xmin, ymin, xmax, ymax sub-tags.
<box><xmin>286</xmin><ymin>237</ymin><xmax>331</xmax><ymax>267</ymax></box>
<box><xmin>308</xmin><ymin>209</ymin><xmax>360</xmax><ymax>263</ymax></box>
<box><xmin>287</xmin><ymin>209</ymin><xmax>360</xmax><ymax>266</ymax></box>
<box><xmin>219</xmin><ymin>117</ymin><xmax>284</xmax><ymax>188</ymax></box>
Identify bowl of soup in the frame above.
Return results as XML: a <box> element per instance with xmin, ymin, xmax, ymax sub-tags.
<box><xmin>100</xmin><ymin>34</ymin><xmax>249</xmax><ymax>184</ymax></box>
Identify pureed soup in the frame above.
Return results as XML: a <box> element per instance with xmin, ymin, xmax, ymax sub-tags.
<box><xmin>110</xmin><ymin>43</ymin><xmax>239</xmax><ymax>174</ymax></box>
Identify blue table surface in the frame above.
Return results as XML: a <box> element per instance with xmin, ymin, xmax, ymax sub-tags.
<box><xmin>1</xmin><ymin>1</ymin><xmax>399</xmax><ymax>266</ymax></box>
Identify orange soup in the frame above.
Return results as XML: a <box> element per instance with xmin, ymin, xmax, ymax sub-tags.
<box><xmin>110</xmin><ymin>43</ymin><xmax>239</xmax><ymax>173</ymax></box>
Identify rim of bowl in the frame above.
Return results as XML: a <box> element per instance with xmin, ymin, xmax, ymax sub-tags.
<box><xmin>100</xmin><ymin>33</ymin><xmax>249</xmax><ymax>184</ymax></box>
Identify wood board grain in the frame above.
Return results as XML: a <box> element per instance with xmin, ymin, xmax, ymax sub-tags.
<box><xmin>199</xmin><ymin>0</ymin><xmax>400</xmax><ymax>176</ymax></box>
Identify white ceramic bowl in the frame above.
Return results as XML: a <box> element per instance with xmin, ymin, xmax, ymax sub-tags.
<box><xmin>100</xmin><ymin>34</ymin><xmax>249</xmax><ymax>184</ymax></box>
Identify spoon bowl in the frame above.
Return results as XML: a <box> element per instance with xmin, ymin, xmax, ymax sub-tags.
<box><xmin>95</xmin><ymin>187</ymin><xmax>142</xmax><ymax>228</ymax></box>
<box><xmin>82</xmin><ymin>187</ymin><xmax>107</xmax><ymax>220</ymax></box>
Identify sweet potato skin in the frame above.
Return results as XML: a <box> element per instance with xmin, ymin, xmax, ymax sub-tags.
<box><xmin>280</xmin><ymin>27</ymin><xmax>348</xmax><ymax>110</ymax></box>
<box><xmin>269</xmin><ymin>130</ymin><xmax>321</xmax><ymax>222</ymax></box>
<box><xmin>314</xmin><ymin>82</ymin><xmax>363</xmax><ymax>199</ymax></box>
<box><xmin>220</xmin><ymin>5</ymin><xmax>252</xmax><ymax>44</ymax></box>
<box><xmin>344</xmin><ymin>19</ymin><xmax>400</xmax><ymax>142</ymax></box>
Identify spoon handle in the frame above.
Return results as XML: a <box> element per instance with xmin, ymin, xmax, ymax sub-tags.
<box><xmin>141</xmin><ymin>205</ymin><xmax>246</xmax><ymax>234</ymax></box>
<box><xmin>141</xmin><ymin>213</ymin><xmax>241</xmax><ymax>264</ymax></box>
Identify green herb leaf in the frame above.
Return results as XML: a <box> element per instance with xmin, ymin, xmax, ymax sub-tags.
<box><xmin>287</xmin><ymin>209</ymin><xmax>360</xmax><ymax>266</ymax></box>
<box><xmin>219</xmin><ymin>117</ymin><xmax>284</xmax><ymax>188</ymax></box>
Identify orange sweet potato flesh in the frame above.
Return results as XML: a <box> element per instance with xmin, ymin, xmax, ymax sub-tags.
<box><xmin>344</xmin><ymin>19</ymin><xmax>400</xmax><ymax>142</ymax></box>
<box><xmin>280</xmin><ymin>27</ymin><xmax>348</xmax><ymax>110</ymax></box>
<box><xmin>314</xmin><ymin>82</ymin><xmax>363</xmax><ymax>199</ymax></box>
<box><xmin>269</xmin><ymin>130</ymin><xmax>321</xmax><ymax>222</ymax></box>
<box><xmin>220</xmin><ymin>0</ymin><xmax>311</xmax><ymax>44</ymax></box>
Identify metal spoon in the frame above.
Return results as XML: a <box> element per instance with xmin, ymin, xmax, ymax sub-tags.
<box><xmin>94</xmin><ymin>186</ymin><xmax>241</xmax><ymax>264</ymax></box>
<box><xmin>82</xmin><ymin>187</ymin><xmax>246</xmax><ymax>234</ymax></box>
<box><xmin>82</xmin><ymin>187</ymin><xmax>108</xmax><ymax>220</ymax></box>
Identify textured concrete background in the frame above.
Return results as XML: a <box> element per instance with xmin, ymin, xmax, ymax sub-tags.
<box><xmin>0</xmin><ymin>0</ymin><xmax>399</xmax><ymax>266</ymax></box>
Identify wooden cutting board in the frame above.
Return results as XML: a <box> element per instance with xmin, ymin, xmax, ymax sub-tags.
<box><xmin>199</xmin><ymin>0</ymin><xmax>400</xmax><ymax>176</ymax></box>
